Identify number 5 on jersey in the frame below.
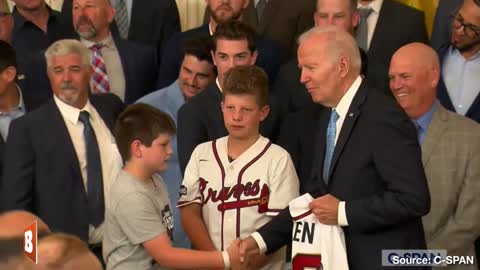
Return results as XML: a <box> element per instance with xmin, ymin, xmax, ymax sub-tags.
<box><xmin>24</xmin><ymin>220</ymin><xmax>38</xmax><ymax>264</ymax></box>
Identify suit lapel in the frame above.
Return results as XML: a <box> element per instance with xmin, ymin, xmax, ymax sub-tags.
<box><xmin>113</xmin><ymin>38</ymin><xmax>132</xmax><ymax>102</ymax></box>
<box><xmin>310</xmin><ymin>105</ymin><xmax>330</xmax><ymax>189</ymax></box>
<box><xmin>367</xmin><ymin>0</ymin><xmax>392</xmax><ymax>57</ymax></box>
<box><xmin>421</xmin><ymin>106</ymin><xmax>447</xmax><ymax>167</ymax></box>
<box><xmin>257</xmin><ymin>0</ymin><xmax>281</xmax><ymax>34</ymax></box>
<box><xmin>242</xmin><ymin>0</ymin><xmax>259</xmax><ymax>29</ymax></box>
<box><xmin>47</xmin><ymin>100</ymin><xmax>84</xmax><ymax>191</ymax></box>
<box><xmin>129</xmin><ymin>0</ymin><xmax>150</xmax><ymax>39</ymax></box>
<box><xmin>328</xmin><ymin>84</ymin><xmax>367</xmax><ymax>182</ymax></box>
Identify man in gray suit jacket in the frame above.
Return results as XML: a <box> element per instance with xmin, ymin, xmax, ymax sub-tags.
<box><xmin>389</xmin><ymin>42</ymin><xmax>480</xmax><ymax>270</ymax></box>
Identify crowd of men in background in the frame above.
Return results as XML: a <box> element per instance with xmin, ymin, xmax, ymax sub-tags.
<box><xmin>0</xmin><ymin>0</ymin><xmax>479</xmax><ymax>269</ymax></box>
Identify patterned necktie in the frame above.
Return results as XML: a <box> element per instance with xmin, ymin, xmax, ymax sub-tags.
<box><xmin>115</xmin><ymin>0</ymin><xmax>129</xmax><ymax>39</ymax></box>
<box><xmin>355</xmin><ymin>7</ymin><xmax>373</xmax><ymax>51</ymax></box>
<box><xmin>414</xmin><ymin>121</ymin><xmax>423</xmax><ymax>144</ymax></box>
<box><xmin>323</xmin><ymin>109</ymin><xmax>339</xmax><ymax>184</ymax></box>
<box><xmin>78</xmin><ymin>111</ymin><xmax>105</xmax><ymax>227</ymax></box>
<box><xmin>256</xmin><ymin>0</ymin><xmax>267</xmax><ymax>23</ymax></box>
<box><xmin>89</xmin><ymin>44</ymin><xmax>110</xmax><ymax>94</ymax></box>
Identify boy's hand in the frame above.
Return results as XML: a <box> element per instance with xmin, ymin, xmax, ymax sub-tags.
<box><xmin>227</xmin><ymin>239</ymin><xmax>247</xmax><ymax>270</ymax></box>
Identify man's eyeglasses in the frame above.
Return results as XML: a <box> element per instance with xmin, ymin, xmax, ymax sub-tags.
<box><xmin>451</xmin><ymin>12</ymin><xmax>480</xmax><ymax>38</ymax></box>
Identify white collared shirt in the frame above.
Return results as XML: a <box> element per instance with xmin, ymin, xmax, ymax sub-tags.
<box><xmin>357</xmin><ymin>0</ymin><xmax>383</xmax><ymax>50</ymax></box>
<box><xmin>81</xmin><ymin>34</ymin><xmax>126</xmax><ymax>101</ymax></box>
<box><xmin>54</xmin><ymin>96</ymin><xmax>123</xmax><ymax>244</ymax></box>
<box><xmin>332</xmin><ymin>76</ymin><xmax>363</xmax><ymax>227</ymax></box>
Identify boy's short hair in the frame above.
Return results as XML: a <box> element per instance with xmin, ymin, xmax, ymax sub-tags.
<box><xmin>212</xmin><ymin>21</ymin><xmax>257</xmax><ymax>53</ymax></box>
<box><xmin>115</xmin><ymin>103</ymin><xmax>176</xmax><ymax>162</ymax></box>
<box><xmin>0</xmin><ymin>40</ymin><xmax>16</xmax><ymax>72</ymax></box>
<box><xmin>183</xmin><ymin>36</ymin><xmax>214</xmax><ymax>65</ymax></box>
<box><xmin>222</xmin><ymin>65</ymin><xmax>269</xmax><ymax>107</ymax></box>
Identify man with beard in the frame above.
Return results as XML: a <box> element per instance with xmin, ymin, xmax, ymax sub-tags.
<box><xmin>72</xmin><ymin>0</ymin><xmax>157</xmax><ymax>104</ymax></box>
<box><xmin>10</xmin><ymin>0</ymin><xmax>75</xmax><ymax>58</ymax></box>
<box><xmin>437</xmin><ymin>0</ymin><xmax>480</xmax><ymax>124</ymax></box>
<box><xmin>156</xmin><ymin>0</ymin><xmax>283</xmax><ymax>89</ymax></box>
<box><xmin>0</xmin><ymin>39</ymin><xmax>124</xmax><ymax>261</ymax></box>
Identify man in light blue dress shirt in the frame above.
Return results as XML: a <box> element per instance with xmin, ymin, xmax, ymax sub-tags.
<box><xmin>390</xmin><ymin>43</ymin><xmax>480</xmax><ymax>270</ymax></box>
<box><xmin>136</xmin><ymin>36</ymin><xmax>215</xmax><ymax>248</ymax></box>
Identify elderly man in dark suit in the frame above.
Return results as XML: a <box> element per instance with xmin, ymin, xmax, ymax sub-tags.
<box><xmin>72</xmin><ymin>0</ymin><xmax>157</xmax><ymax>104</ymax></box>
<box><xmin>238</xmin><ymin>26</ymin><xmax>430</xmax><ymax>270</ymax></box>
<box><xmin>0</xmin><ymin>39</ymin><xmax>124</xmax><ymax>254</ymax></box>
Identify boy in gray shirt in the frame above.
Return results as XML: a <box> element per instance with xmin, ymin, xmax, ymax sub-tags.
<box><xmin>103</xmin><ymin>104</ymin><xmax>240</xmax><ymax>270</ymax></box>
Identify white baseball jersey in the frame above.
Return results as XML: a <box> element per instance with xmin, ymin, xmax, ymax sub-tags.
<box><xmin>178</xmin><ymin>135</ymin><xmax>299</xmax><ymax>269</ymax></box>
<box><xmin>289</xmin><ymin>193</ymin><xmax>349</xmax><ymax>270</ymax></box>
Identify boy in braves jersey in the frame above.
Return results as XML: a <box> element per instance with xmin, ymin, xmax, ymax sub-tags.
<box><xmin>178</xmin><ymin>65</ymin><xmax>300</xmax><ymax>269</ymax></box>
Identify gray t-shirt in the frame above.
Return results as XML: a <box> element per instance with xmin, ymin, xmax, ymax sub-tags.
<box><xmin>103</xmin><ymin>170</ymin><xmax>174</xmax><ymax>270</ymax></box>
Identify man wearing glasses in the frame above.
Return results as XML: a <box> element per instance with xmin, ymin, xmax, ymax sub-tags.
<box><xmin>438</xmin><ymin>0</ymin><xmax>480</xmax><ymax>124</ymax></box>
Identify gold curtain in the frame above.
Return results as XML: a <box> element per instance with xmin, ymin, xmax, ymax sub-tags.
<box><xmin>396</xmin><ymin>0</ymin><xmax>439</xmax><ymax>37</ymax></box>
<box><xmin>176</xmin><ymin>0</ymin><xmax>206</xmax><ymax>31</ymax></box>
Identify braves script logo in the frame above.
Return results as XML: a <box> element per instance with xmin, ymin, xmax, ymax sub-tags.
<box><xmin>24</xmin><ymin>220</ymin><xmax>38</xmax><ymax>264</ymax></box>
<box><xmin>198</xmin><ymin>178</ymin><xmax>270</xmax><ymax>212</ymax></box>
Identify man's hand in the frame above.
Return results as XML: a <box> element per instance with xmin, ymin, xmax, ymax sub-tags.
<box><xmin>239</xmin><ymin>236</ymin><xmax>260</xmax><ymax>264</ymax></box>
<box><xmin>227</xmin><ymin>239</ymin><xmax>243</xmax><ymax>270</ymax></box>
<box><xmin>309</xmin><ymin>194</ymin><xmax>340</xmax><ymax>225</ymax></box>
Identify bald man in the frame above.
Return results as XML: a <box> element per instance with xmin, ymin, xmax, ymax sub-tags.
<box><xmin>0</xmin><ymin>210</ymin><xmax>50</xmax><ymax>238</ymax></box>
<box><xmin>72</xmin><ymin>0</ymin><xmax>157</xmax><ymax>104</ymax></box>
<box><xmin>389</xmin><ymin>43</ymin><xmax>480</xmax><ymax>270</ymax></box>
<box><xmin>37</xmin><ymin>233</ymin><xmax>103</xmax><ymax>270</ymax></box>
<box><xmin>0</xmin><ymin>211</ymin><xmax>49</xmax><ymax>270</ymax></box>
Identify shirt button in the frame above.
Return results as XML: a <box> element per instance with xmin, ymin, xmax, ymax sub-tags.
<box><xmin>458</xmin><ymin>104</ymin><xmax>464</xmax><ymax>108</ymax></box>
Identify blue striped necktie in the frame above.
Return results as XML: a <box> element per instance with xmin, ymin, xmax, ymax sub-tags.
<box><xmin>323</xmin><ymin>109</ymin><xmax>339</xmax><ymax>184</ymax></box>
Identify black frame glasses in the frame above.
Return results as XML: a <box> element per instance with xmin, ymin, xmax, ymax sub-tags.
<box><xmin>450</xmin><ymin>12</ymin><xmax>480</xmax><ymax>38</ymax></box>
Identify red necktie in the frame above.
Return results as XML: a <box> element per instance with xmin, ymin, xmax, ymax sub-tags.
<box><xmin>90</xmin><ymin>44</ymin><xmax>110</xmax><ymax>93</ymax></box>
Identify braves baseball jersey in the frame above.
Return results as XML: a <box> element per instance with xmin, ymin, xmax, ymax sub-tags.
<box><xmin>178</xmin><ymin>135</ymin><xmax>299</xmax><ymax>269</ymax></box>
<box><xmin>289</xmin><ymin>193</ymin><xmax>349</xmax><ymax>270</ymax></box>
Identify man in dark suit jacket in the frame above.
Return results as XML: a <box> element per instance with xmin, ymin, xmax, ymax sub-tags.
<box><xmin>205</xmin><ymin>0</ymin><xmax>316</xmax><ymax>59</ymax></box>
<box><xmin>0</xmin><ymin>40</ymin><xmax>124</xmax><ymax>244</ymax></box>
<box><xmin>357</xmin><ymin>0</ymin><xmax>428</xmax><ymax>93</ymax></box>
<box><xmin>0</xmin><ymin>41</ymin><xmax>47</xmax><ymax>185</ymax></box>
<box><xmin>177</xmin><ymin>21</ymin><xmax>280</xmax><ymax>175</ymax></box>
<box><xmin>62</xmin><ymin>0</ymin><xmax>180</xmax><ymax>59</ymax></box>
<box><xmin>436</xmin><ymin>0</ymin><xmax>480</xmax><ymax>124</ymax></box>
<box><xmin>72</xmin><ymin>0</ymin><xmax>157</xmax><ymax>104</ymax></box>
<box><xmin>238</xmin><ymin>27</ymin><xmax>430</xmax><ymax>270</ymax></box>
<box><xmin>157</xmin><ymin>0</ymin><xmax>283</xmax><ymax>89</ymax></box>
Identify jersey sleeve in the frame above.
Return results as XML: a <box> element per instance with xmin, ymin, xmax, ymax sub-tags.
<box><xmin>177</xmin><ymin>144</ymin><xmax>203</xmax><ymax>207</ymax></box>
<box><xmin>115</xmin><ymin>192</ymin><xmax>167</xmax><ymax>245</ymax></box>
<box><xmin>267</xmin><ymin>153</ymin><xmax>300</xmax><ymax>216</ymax></box>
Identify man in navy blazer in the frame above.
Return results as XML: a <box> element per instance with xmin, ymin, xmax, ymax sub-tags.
<box><xmin>156</xmin><ymin>0</ymin><xmax>283</xmax><ymax>89</ymax></box>
<box><xmin>238</xmin><ymin>27</ymin><xmax>430</xmax><ymax>270</ymax></box>
<box><xmin>0</xmin><ymin>39</ymin><xmax>124</xmax><ymax>243</ymax></box>
<box><xmin>72</xmin><ymin>0</ymin><xmax>157</xmax><ymax>104</ymax></box>
<box><xmin>0</xmin><ymin>41</ymin><xmax>47</xmax><ymax>186</ymax></box>
<box><xmin>436</xmin><ymin>0</ymin><xmax>480</xmax><ymax>124</ymax></box>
